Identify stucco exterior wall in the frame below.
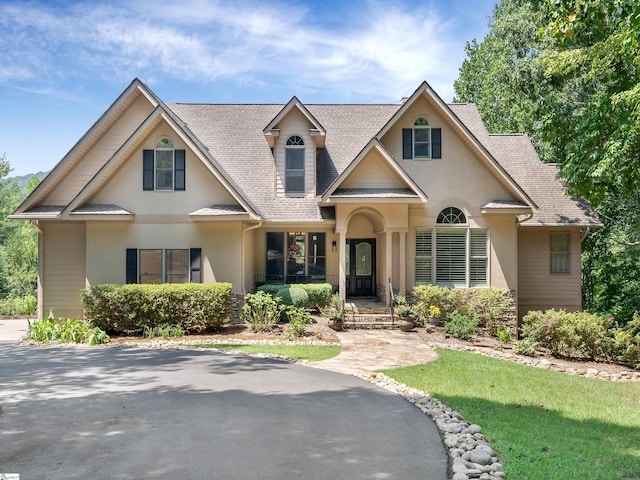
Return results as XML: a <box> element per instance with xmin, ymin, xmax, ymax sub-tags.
<box><xmin>41</xmin><ymin>222</ymin><xmax>87</xmax><ymax>319</ymax></box>
<box><xmin>518</xmin><ymin>226</ymin><xmax>582</xmax><ymax>318</ymax></box>
<box><xmin>92</xmin><ymin>123</ymin><xmax>238</xmax><ymax>215</ymax></box>
<box><xmin>85</xmin><ymin>221</ymin><xmax>244</xmax><ymax>290</ymax></box>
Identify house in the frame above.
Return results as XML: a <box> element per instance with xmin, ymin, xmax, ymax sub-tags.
<box><xmin>10</xmin><ymin>79</ymin><xmax>601</xmax><ymax>321</ymax></box>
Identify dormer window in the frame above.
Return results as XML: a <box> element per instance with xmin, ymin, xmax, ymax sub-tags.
<box><xmin>285</xmin><ymin>135</ymin><xmax>305</xmax><ymax>193</ymax></box>
<box><xmin>402</xmin><ymin>118</ymin><xmax>442</xmax><ymax>160</ymax></box>
<box><xmin>143</xmin><ymin>138</ymin><xmax>186</xmax><ymax>191</ymax></box>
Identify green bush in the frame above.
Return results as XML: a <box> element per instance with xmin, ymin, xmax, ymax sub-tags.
<box><xmin>512</xmin><ymin>337</ymin><xmax>539</xmax><ymax>357</ymax></box>
<box><xmin>275</xmin><ymin>287</ymin><xmax>309</xmax><ymax>308</ymax></box>
<box><xmin>445</xmin><ymin>312</ymin><xmax>478</xmax><ymax>340</ymax></box>
<box><xmin>611</xmin><ymin>314</ymin><xmax>640</xmax><ymax>369</ymax></box>
<box><xmin>0</xmin><ymin>294</ymin><xmax>37</xmax><ymax>316</ymax></box>
<box><xmin>284</xmin><ymin>307</ymin><xmax>313</xmax><ymax>340</ymax></box>
<box><xmin>27</xmin><ymin>312</ymin><xmax>110</xmax><ymax>345</ymax></box>
<box><xmin>258</xmin><ymin>283</ymin><xmax>332</xmax><ymax>310</ymax></box>
<box><xmin>520</xmin><ymin>309</ymin><xmax>613</xmax><ymax>361</ymax></box>
<box><xmin>81</xmin><ymin>283</ymin><xmax>232</xmax><ymax>335</ymax></box>
<box><xmin>243</xmin><ymin>291</ymin><xmax>284</xmax><ymax>332</ymax></box>
<box><xmin>413</xmin><ymin>285</ymin><xmax>511</xmax><ymax>333</ymax></box>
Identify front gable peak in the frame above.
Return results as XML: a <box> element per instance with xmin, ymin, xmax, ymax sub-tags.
<box><xmin>263</xmin><ymin>96</ymin><xmax>326</xmax><ymax>148</ymax></box>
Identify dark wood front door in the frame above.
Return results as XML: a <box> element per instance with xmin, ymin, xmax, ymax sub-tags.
<box><xmin>346</xmin><ymin>239</ymin><xmax>376</xmax><ymax>297</ymax></box>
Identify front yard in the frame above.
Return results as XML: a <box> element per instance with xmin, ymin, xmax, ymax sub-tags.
<box><xmin>384</xmin><ymin>348</ymin><xmax>640</xmax><ymax>480</ymax></box>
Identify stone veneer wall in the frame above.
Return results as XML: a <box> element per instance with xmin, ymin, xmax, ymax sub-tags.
<box><xmin>226</xmin><ymin>293</ymin><xmax>245</xmax><ymax>326</ymax></box>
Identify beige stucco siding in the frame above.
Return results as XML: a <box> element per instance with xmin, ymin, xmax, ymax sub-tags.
<box><xmin>518</xmin><ymin>227</ymin><xmax>582</xmax><ymax>317</ymax></box>
<box><xmin>342</xmin><ymin>150</ymin><xmax>406</xmax><ymax>189</ymax></box>
<box><xmin>380</xmin><ymin>97</ymin><xmax>515</xmax><ymax>209</ymax></box>
<box><xmin>273</xmin><ymin>109</ymin><xmax>316</xmax><ymax>198</ymax></box>
<box><xmin>86</xmin><ymin>222</ymin><xmax>243</xmax><ymax>290</ymax></box>
<box><xmin>44</xmin><ymin>95</ymin><xmax>155</xmax><ymax>206</ymax></box>
<box><xmin>92</xmin><ymin>123</ymin><xmax>238</xmax><ymax>215</ymax></box>
<box><xmin>41</xmin><ymin>222</ymin><xmax>87</xmax><ymax>319</ymax></box>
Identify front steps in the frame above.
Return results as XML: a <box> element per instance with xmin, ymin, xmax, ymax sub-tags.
<box><xmin>342</xmin><ymin>299</ymin><xmax>399</xmax><ymax>329</ymax></box>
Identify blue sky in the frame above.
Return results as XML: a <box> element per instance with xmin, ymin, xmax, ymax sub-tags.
<box><xmin>0</xmin><ymin>0</ymin><xmax>497</xmax><ymax>176</ymax></box>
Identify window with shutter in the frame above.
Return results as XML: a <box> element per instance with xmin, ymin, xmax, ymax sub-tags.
<box><xmin>142</xmin><ymin>138</ymin><xmax>186</xmax><ymax>191</ymax></box>
<box><xmin>129</xmin><ymin>248</ymin><xmax>199</xmax><ymax>284</ymax></box>
<box><xmin>404</xmin><ymin>118</ymin><xmax>442</xmax><ymax>160</ymax></box>
<box><xmin>415</xmin><ymin>230</ymin><xmax>433</xmax><ymax>285</ymax></box>
<box><xmin>470</xmin><ymin>230</ymin><xmax>488</xmax><ymax>287</ymax></box>
<box><xmin>436</xmin><ymin>230</ymin><xmax>467</xmax><ymax>287</ymax></box>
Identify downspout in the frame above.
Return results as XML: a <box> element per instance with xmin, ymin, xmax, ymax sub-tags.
<box><xmin>580</xmin><ymin>227</ymin><xmax>591</xmax><ymax>242</ymax></box>
<box><xmin>31</xmin><ymin>220</ymin><xmax>44</xmax><ymax>319</ymax></box>
<box><xmin>241</xmin><ymin>220</ymin><xmax>263</xmax><ymax>293</ymax></box>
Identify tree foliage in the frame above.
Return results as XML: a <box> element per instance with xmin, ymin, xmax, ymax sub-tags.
<box><xmin>454</xmin><ymin>0</ymin><xmax>640</xmax><ymax>323</ymax></box>
<box><xmin>0</xmin><ymin>154</ymin><xmax>39</xmax><ymax>302</ymax></box>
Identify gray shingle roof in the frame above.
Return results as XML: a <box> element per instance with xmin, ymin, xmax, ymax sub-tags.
<box><xmin>190</xmin><ymin>204</ymin><xmax>249</xmax><ymax>216</ymax></box>
<box><xmin>167</xmin><ymin>101</ymin><xmax>598</xmax><ymax>226</ymax></box>
<box><xmin>332</xmin><ymin>188</ymin><xmax>419</xmax><ymax>198</ymax></box>
<box><xmin>71</xmin><ymin>204</ymin><xmax>133</xmax><ymax>215</ymax></box>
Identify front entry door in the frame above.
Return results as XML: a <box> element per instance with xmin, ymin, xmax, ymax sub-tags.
<box><xmin>346</xmin><ymin>239</ymin><xmax>376</xmax><ymax>297</ymax></box>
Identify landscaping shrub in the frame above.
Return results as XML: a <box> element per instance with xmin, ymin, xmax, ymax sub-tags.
<box><xmin>413</xmin><ymin>285</ymin><xmax>511</xmax><ymax>333</ymax></box>
<box><xmin>444</xmin><ymin>311</ymin><xmax>478</xmax><ymax>340</ymax></box>
<box><xmin>0</xmin><ymin>294</ymin><xmax>37</xmax><ymax>316</ymax></box>
<box><xmin>284</xmin><ymin>306</ymin><xmax>313</xmax><ymax>340</ymax></box>
<box><xmin>520</xmin><ymin>309</ymin><xmax>613</xmax><ymax>361</ymax></box>
<box><xmin>611</xmin><ymin>314</ymin><xmax>640</xmax><ymax>369</ymax></box>
<box><xmin>27</xmin><ymin>312</ymin><xmax>110</xmax><ymax>345</ymax></box>
<box><xmin>258</xmin><ymin>283</ymin><xmax>332</xmax><ymax>310</ymax></box>
<box><xmin>275</xmin><ymin>287</ymin><xmax>309</xmax><ymax>309</ymax></box>
<box><xmin>82</xmin><ymin>283</ymin><xmax>231</xmax><ymax>335</ymax></box>
<box><xmin>512</xmin><ymin>337</ymin><xmax>539</xmax><ymax>357</ymax></box>
<box><xmin>243</xmin><ymin>291</ymin><xmax>284</xmax><ymax>332</ymax></box>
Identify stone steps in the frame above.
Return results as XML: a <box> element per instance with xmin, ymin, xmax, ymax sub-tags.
<box><xmin>342</xmin><ymin>313</ymin><xmax>399</xmax><ymax>329</ymax></box>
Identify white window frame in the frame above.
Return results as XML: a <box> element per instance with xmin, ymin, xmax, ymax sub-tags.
<box><xmin>550</xmin><ymin>231</ymin><xmax>571</xmax><ymax>274</ymax></box>
<box><xmin>155</xmin><ymin>138</ymin><xmax>175</xmax><ymax>191</ymax></box>
<box><xmin>413</xmin><ymin>117</ymin><xmax>431</xmax><ymax>159</ymax></box>
<box><xmin>285</xmin><ymin>135</ymin><xmax>305</xmax><ymax>194</ymax></box>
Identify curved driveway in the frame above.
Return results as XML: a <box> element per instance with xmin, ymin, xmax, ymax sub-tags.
<box><xmin>0</xmin><ymin>337</ymin><xmax>447</xmax><ymax>479</ymax></box>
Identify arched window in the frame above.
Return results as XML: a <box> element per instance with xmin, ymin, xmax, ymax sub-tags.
<box><xmin>415</xmin><ymin>206</ymin><xmax>488</xmax><ymax>288</ymax></box>
<box><xmin>285</xmin><ymin>135</ymin><xmax>305</xmax><ymax>193</ymax></box>
<box><xmin>402</xmin><ymin>118</ymin><xmax>442</xmax><ymax>159</ymax></box>
<box><xmin>437</xmin><ymin>206</ymin><xmax>466</xmax><ymax>224</ymax></box>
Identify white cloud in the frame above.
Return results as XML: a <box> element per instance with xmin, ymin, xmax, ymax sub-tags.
<box><xmin>0</xmin><ymin>0</ymin><xmax>466</xmax><ymax>101</ymax></box>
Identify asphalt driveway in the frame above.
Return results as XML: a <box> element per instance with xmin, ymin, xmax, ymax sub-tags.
<box><xmin>0</xmin><ymin>335</ymin><xmax>447</xmax><ymax>479</ymax></box>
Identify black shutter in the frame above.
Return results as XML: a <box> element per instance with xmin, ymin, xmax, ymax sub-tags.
<box><xmin>126</xmin><ymin>249</ymin><xmax>138</xmax><ymax>284</ymax></box>
<box><xmin>432</xmin><ymin>128</ymin><xmax>442</xmax><ymax>159</ymax></box>
<box><xmin>402</xmin><ymin>128</ymin><xmax>412</xmax><ymax>159</ymax></box>
<box><xmin>143</xmin><ymin>150</ymin><xmax>154</xmax><ymax>190</ymax></box>
<box><xmin>175</xmin><ymin>150</ymin><xmax>185</xmax><ymax>191</ymax></box>
<box><xmin>190</xmin><ymin>248</ymin><xmax>201</xmax><ymax>283</ymax></box>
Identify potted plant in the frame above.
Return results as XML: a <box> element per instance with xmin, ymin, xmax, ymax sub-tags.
<box><xmin>324</xmin><ymin>294</ymin><xmax>344</xmax><ymax>331</ymax></box>
<box><xmin>428</xmin><ymin>305</ymin><xmax>442</xmax><ymax>327</ymax></box>
<box><xmin>394</xmin><ymin>295</ymin><xmax>415</xmax><ymax>332</ymax></box>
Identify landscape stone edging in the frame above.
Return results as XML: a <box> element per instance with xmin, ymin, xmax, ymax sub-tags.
<box><xmin>427</xmin><ymin>341</ymin><xmax>640</xmax><ymax>382</ymax></box>
<box><xmin>358</xmin><ymin>371</ymin><xmax>505</xmax><ymax>480</ymax></box>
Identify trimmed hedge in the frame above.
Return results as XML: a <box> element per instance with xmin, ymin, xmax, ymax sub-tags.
<box><xmin>81</xmin><ymin>283</ymin><xmax>232</xmax><ymax>335</ymax></box>
<box><xmin>275</xmin><ymin>287</ymin><xmax>309</xmax><ymax>308</ymax></box>
<box><xmin>258</xmin><ymin>283</ymin><xmax>332</xmax><ymax>310</ymax></box>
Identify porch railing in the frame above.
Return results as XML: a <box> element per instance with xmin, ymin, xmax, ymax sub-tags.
<box><xmin>254</xmin><ymin>274</ymin><xmax>339</xmax><ymax>291</ymax></box>
<box><xmin>388</xmin><ymin>277</ymin><xmax>395</xmax><ymax>326</ymax></box>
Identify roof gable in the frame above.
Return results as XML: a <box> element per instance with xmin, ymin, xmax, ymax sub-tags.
<box><xmin>321</xmin><ymin>138</ymin><xmax>427</xmax><ymax>203</ymax></box>
<box><xmin>263</xmin><ymin>96</ymin><xmax>326</xmax><ymax>148</ymax></box>
<box><xmin>376</xmin><ymin>81</ymin><xmax>536</xmax><ymax>209</ymax></box>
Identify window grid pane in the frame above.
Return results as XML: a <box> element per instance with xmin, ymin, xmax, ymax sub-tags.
<box><xmin>139</xmin><ymin>249</ymin><xmax>163</xmax><ymax>284</ymax></box>
<box><xmin>415</xmin><ymin>230</ymin><xmax>433</xmax><ymax>285</ymax></box>
<box><xmin>550</xmin><ymin>232</ymin><xmax>570</xmax><ymax>274</ymax></box>
<box><xmin>470</xmin><ymin>230</ymin><xmax>488</xmax><ymax>287</ymax></box>
<box><xmin>155</xmin><ymin>150</ymin><xmax>174</xmax><ymax>190</ymax></box>
<box><xmin>165</xmin><ymin>249</ymin><xmax>189</xmax><ymax>283</ymax></box>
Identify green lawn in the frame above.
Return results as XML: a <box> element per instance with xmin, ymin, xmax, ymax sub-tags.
<box><xmin>383</xmin><ymin>349</ymin><xmax>640</xmax><ymax>480</ymax></box>
<box><xmin>186</xmin><ymin>343</ymin><xmax>341</xmax><ymax>362</ymax></box>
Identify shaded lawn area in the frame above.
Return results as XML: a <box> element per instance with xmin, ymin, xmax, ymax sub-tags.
<box><xmin>383</xmin><ymin>349</ymin><xmax>640</xmax><ymax>480</ymax></box>
<box><xmin>185</xmin><ymin>343</ymin><xmax>341</xmax><ymax>362</ymax></box>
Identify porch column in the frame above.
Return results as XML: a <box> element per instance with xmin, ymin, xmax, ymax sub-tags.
<box><xmin>386</xmin><ymin>231</ymin><xmax>393</xmax><ymax>306</ymax></box>
<box><xmin>399</xmin><ymin>231</ymin><xmax>406</xmax><ymax>296</ymax></box>
<box><xmin>338</xmin><ymin>231</ymin><xmax>346</xmax><ymax>302</ymax></box>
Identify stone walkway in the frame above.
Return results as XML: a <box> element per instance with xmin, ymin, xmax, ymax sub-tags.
<box><xmin>309</xmin><ymin>329</ymin><xmax>438</xmax><ymax>374</ymax></box>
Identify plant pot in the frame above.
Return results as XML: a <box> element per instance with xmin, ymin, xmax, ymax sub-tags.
<box><xmin>328</xmin><ymin>317</ymin><xmax>343</xmax><ymax>331</ymax></box>
<box><xmin>399</xmin><ymin>319</ymin><xmax>415</xmax><ymax>332</ymax></box>
<box><xmin>428</xmin><ymin>316</ymin><xmax>443</xmax><ymax>327</ymax></box>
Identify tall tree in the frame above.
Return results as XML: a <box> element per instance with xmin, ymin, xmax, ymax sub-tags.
<box><xmin>454</xmin><ymin>0</ymin><xmax>640</xmax><ymax>322</ymax></box>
